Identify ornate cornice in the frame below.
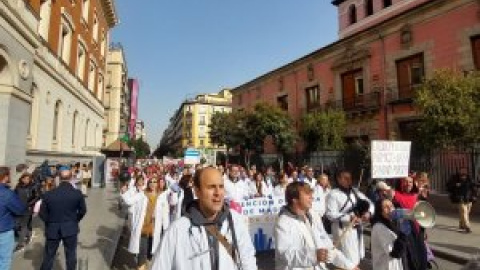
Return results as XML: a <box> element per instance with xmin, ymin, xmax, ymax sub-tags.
<box><xmin>99</xmin><ymin>0</ymin><xmax>118</xmax><ymax>28</ymax></box>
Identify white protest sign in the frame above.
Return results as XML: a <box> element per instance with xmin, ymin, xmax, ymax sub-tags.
<box><xmin>371</xmin><ymin>140</ymin><xmax>411</xmax><ymax>179</ymax></box>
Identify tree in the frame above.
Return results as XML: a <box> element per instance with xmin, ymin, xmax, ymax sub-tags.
<box><xmin>129</xmin><ymin>138</ymin><xmax>151</xmax><ymax>158</ymax></box>
<box><xmin>249</xmin><ymin>103</ymin><xmax>297</xmax><ymax>168</ymax></box>
<box><xmin>299</xmin><ymin>109</ymin><xmax>346</xmax><ymax>152</ymax></box>
<box><xmin>415</xmin><ymin>69</ymin><xmax>480</xmax><ymax>149</ymax></box>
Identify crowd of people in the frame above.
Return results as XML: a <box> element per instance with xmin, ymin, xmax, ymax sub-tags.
<box><xmin>115</xmin><ymin>161</ymin><xmax>478</xmax><ymax>270</ymax></box>
<box><xmin>0</xmin><ymin>161</ymin><xmax>90</xmax><ymax>270</ymax></box>
<box><xmin>1</xmin><ymin>159</ymin><xmax>478</xmax><ymax>270</ymax></box>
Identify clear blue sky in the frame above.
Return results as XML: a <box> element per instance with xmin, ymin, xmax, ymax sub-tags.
<box><xmin>111</xmin><ymin>0</ymin><xmax>339</xmax><ymax>148</ymax></box>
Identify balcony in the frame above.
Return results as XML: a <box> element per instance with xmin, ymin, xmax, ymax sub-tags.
<box><xmin>386</xmin><ymin>85</ymin><xmax>420</xmax><ymax>104</ymax></box>
<box><xmin>342</xmin><ymin>92</ymin><xmax>381</xmax><ymax>112</ymax></box>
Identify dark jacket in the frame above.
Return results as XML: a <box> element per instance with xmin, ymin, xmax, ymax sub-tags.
<box><xmin>39</xmin><ymin>181</ymin><xmax>87</xmax><ymax>239</ymax></box>
<box><xmin>0</xmin><ymin>183</ymin><xmax>26</xmax><ymax>232</ymax></box>
<box><xmin>15</xmin><ymin>183</ymin><xmax>38</xmax><ymax>210</ymax></box>
<box><xmin>447</xmin><ymin>173</ymin><xmax>478</xmax><ymax>203</ymax></box>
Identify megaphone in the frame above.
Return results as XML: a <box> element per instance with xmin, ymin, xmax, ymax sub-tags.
<box><xmin>391</xmin><ymin>201</ymin><xmax>436</xmax><ymax>228</ymax></box>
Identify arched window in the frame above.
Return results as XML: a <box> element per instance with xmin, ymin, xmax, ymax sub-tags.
<box><xmin>365</xmin><ymin>0</ymin><xmax>374</xmax><ymax>16</ymax></box>
<box><xmin>53</xmin><ymin>100</ymin><xmax>61</xmax><ymax>141</ymax></box>
<box><xmin>349</xmin><ymin>5</ymin><xmax>357</xmax><ymax>25</ymax></box>
<box><xmin>72</xmin><ymin>111</ymin><xmax>78</xmax><ymax>145</ymax></box>
<box><xmin>383</xmin><ymin>0</ymin><xmax>392</xmax><ymax>8</ymax></box>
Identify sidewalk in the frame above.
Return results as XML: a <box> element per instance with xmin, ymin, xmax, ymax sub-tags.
<box><xmin>427</xmin><ymin>208</ymin><xmax>480</xmax><ymax>265</ymax></box>
<box><xmin>12</xmin><ymin>185</ymin><xmax>125</xmax><ymax>270</ymax></box>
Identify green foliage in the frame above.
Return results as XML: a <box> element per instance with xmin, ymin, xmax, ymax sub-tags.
<box><xmin>299</xmin><ymin>109</ymin><xmax>346</xmax><ymax>152</ymax></box>
<box><xmin>415</xmin><ymin>69</ymin><xmax>480</xmax><ymax>149</ymax></box>
<box><xmin>129</xmin><ymin>138</ymin><xmax>151</xmax><ymax>158</ymax></box>
<box><xmin>209</xmin><ymin>103</ymin><xmax>297</xmax><ymax>166</ymax></box>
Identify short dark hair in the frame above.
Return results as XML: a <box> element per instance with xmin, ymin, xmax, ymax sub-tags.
<box><xmin>193</xmin><ymin>166</ymin><xmax>217</xmax><ymax>188</ymax></box>
<box><xmin>285</xmin><ymin>181</ymin><xmax>312</xmax><ymax>206</ymax></box>
<box><xmin>0</xmin><ymin>166</ymin><xmax>10</xmax><ymax>180</ymax></box>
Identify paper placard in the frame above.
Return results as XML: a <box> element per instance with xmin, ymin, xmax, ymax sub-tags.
<box><xmin>371</xmin><ymin>140</ymin><xmax>411</xmax><ymax>179</ymax></box>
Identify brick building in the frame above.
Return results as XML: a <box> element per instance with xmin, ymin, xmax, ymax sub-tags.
<box><xmin>231</xmin><ymin>0</ymin><xmax>480</xmax><ymax>156</ymax></box>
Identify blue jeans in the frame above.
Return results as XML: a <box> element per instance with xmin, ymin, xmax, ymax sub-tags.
<box><xmin>0</xmin><ymin>230</ymin><xmax>15</xmax><ymax>270</ymax></box>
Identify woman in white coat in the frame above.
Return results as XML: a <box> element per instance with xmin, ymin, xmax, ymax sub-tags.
<box><xmin>121</xmin><ymin>177</ymin><xmax>170</xmax><ymax>270</ymax></box>
<box><xmin>273</xmin><ymin>172</ymin><xmax>289</xmax><ymax>198</ymax></box>
<box><xmin>248</xmin><ymin>172</ymin><xmax>269</xmax><ymax>198</ymax></box>
<box><xmin>371</xmin><ymin>198</ymin><xmax>406</xmax><ymax>270</ymax></box>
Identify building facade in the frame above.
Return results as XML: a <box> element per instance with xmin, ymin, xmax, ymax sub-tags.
<box><xmin>232</xmin><ymin>0</ymin><xmax>480</xmax><ymax>155</ymax></box>
<box><xmin>0</xmin><ymin>0</ymin><xmax>118</xmax><ymax>167</ymax></box>
<box><xmin>104</xmin><ymin>43</ymin><xmax>130</xmax><ymax>147</ymax></box>
<box><xmin>159</xmin><ymin>89</ymin><xmax>232</xmax><ymax>158</ymax></box>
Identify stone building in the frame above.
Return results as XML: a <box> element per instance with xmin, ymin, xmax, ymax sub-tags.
<box><xmin>0</xmin><ymin>0</ymin><xmax>118</xmax><ymax>167</ymax></box>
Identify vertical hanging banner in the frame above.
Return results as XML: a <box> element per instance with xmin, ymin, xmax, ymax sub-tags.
<box><xmin>371</xmin><ymin>140</ymin><xmax>411</xmax><ymax>179</ymax></box>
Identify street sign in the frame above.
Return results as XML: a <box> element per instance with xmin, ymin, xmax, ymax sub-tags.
<box><xmin>184</xmin><ymin>148</ymin><xmax>201</xmax><ymax>165</ymax></box>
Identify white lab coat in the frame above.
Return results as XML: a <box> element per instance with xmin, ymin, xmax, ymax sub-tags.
<box><xmin>274</xmin><ymin>208</ymin><xmax>356</xmax><ymax>270</ymax></box>
<box><xmin>225</xmin><ymin>178</ymin><xmax>249</xmax><ymax>202</ymax></box>
<box><xmin>313</xmin><ymin>186</ymin><xmax>330</xmax><ymax>217</ymax></box>
<box><xmin>121</xmin><ymin>188</ymin><xmax>171</xmax><ymax>254</ymax></box>
<box><xmin>371</xmin><ymin>223</ymin><xmax>403</xmax><ymax>270</ymax></box>
<box><xmin>248</xmin><ymin>181</ymin><xmax>270</xmax><ymax>198</ymax></box>
<box><xmin>152</xmin><ymin>191</ymin><xmax>171</xmax><ymax>253</ymax></box>
<box><xmin>273</xmin><ymin>184</ymin><xmax>288</xmax><ymax>198</ymax></box>
<box><xmin>121</xmin><ymin>188</ymin><xmax>147</xmax><ymax>254</ymax></box>
<box><xmin>151</xmin><ymin>211</ymin><xmax>257</xmax><ymax>270</ymax></box>
<box><xmin>325</xmin><ymin>188</ymin><xmax>374</xmax><ymax>266</ymax></box>
<box><xmin>168</xmin><ymin>188</ymin><xmax>184</xmax><ymax>221</ymax></box>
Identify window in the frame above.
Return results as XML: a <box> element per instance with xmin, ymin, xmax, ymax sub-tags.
<box><xmin>98</xmin><ymin>74</ymin><xmax>104</xmax><ymax>100</ymax></box>
<box><xmin>199</xmin><ymin>126</ymin><xmax>206</xmax><ymax>138</ymax></box>
<box><xmin>237</xmin><ymin>94</ymin><xmax>243</xmax><ymax>105</ymax></box>
<box><xmin>277</xmin><ymin>95</ymin><xmax>288</xmax><ymax>111</ymax></box>
<box><xmin>200</xmin><ymin>140</ymin><xmax>204</xmax><ymax>146</ymax></box>
<box><xmin>365</xmin><ymin>0</ymin><xmax>373</xmax><ymax>16</ymax></box>
<box><xmin>82</xmin><ymin>0</ymin><xmax>90</xmax><ymax>22</ymax></box>
<box><xmin>39</xmin><ymin>0</ymin><xmax>52</xmax><ymax>40</ymax></box>
<box><xmin>305</xmin><ymin>85</ymin><xmax>320</xmax><ymax>111</ymax></box>
<box><xmin>349</xmin><ymin>5</ymin><xmax>357</xmax><ymax>25</ymax></box>
<box><xmin>58</xmin><ymin>22</ymin><xmax>72</xmax><ymax>64</ymax></box>
<box><xmin>355</xmin><ymin>75</ymin><xmax>364</xmax><ymax>95</ymax></box>
<box><xmin>53</xmin><ymin>101</ymin><xmax>61</xmax><ymax>141</ymax></box>
<box><xmin>471</xmin><ymin>36</ymin><xmax>480</xmax><ymax>70</ymax></box>
<box><xmin>100</xmin><ymin>31</ymin><xmax>106</xmax><ymax>56</ymax></box>
<box><xmin>199</xmin><ymin>115</ymin><xmax>206</xmax><ymax>125</ymax></box>
<box><xmin>77</xmin><ymin>43</ymin><xmax>86</xmax><ymax>80</ymax></box>
<box><xmin>72</xmin><ymin>111</ymin><xmax>78</xmax><ymax>145</ymax></box>
<box><xmin>383</xmin><ymin>0</ymin><xmax>392</xmax><ymax>8</ymax></box>
<box><xmin>92</xmin><ymin>14</ymin><xmax>99</xmax><ymax>42</ymax></box>
<box><xmin>396</xmin><ymin>54</ymin><xmax>424</xmax><ymax>99</ymax></box>
<box><xmin>88</xmin><ymin>60</ymin><xmax>96</xmax><ymax>92</ymax></box>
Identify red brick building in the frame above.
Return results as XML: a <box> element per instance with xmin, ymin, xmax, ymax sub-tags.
<box><xmin>231</xmin><ymin>0</ymin><xmax>480</xmax><ymax>155</ymax></box>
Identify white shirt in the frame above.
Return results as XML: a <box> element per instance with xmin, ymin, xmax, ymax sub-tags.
<box><xmin>275</xmin><ymin>208</ymin><xmax>355</xmax><ymax>270</ymax></box>
<box><xmin>313</xmin><ymin>186</ymin><xmax>330</xmax><ymax>217</ymax></box>
<box><xmin>151</xmin><ymin>211</ymin><xmax>257</xmax><ymax>270</ymax></box>
<box><xmin>225</xmin><ymin>177</ymin><xmax>249</xmax><ymax>202</ymax></box>
<box><xmin>371</xmin><ymin>223</ymin><xmax>404</xmax><ymax>270</ymax></box>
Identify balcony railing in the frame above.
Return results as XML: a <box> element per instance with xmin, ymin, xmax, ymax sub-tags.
<box><xmin>342</xmin><ymin>92</ymin><xmax>381</xmax><ymax>112</ymax></box>
<box><xmin>386</xmin><ymin>85</ymin><xmax>420</xmax><ymax>103</ymax></box>
<box><xmin>303</xmin><ymin>91</ymin><xmax>381</xmax><ymax>114</ymax></box>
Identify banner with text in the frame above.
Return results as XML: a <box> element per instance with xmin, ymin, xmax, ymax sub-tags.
<box><xmin>371</xmin><ymin>140</ymin><xmax>411</xmax><ymax>179</ymax></box>
<box><xmin>239</xmin><ymin>196</ymin><xmax>324</xmax><ymax>251</ymax></box>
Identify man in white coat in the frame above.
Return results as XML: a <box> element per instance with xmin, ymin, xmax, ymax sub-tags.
<box><xmin>275</xmin><ymin>181</ymin><xmax>359</xmax><ymax>270</ymax></box>
<box><xmin>325</xmin><ymin>171</ymin><xmax>374</xmax><ymax>267</ymax></box>
<box><xmin>224</xmin><ymin>165</ymin><xmax>249</xmax><ymax>203</ymax></box>
<box><xmin>151</xmin><ymin>167</ymin><xmax>257</xmax><ymax>270</ymax></box>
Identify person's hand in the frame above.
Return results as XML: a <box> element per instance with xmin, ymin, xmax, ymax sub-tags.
<box><xmin>316</xmin><ymin>248</ymin><xmax>328</xmax><ymax>263</ymax></box>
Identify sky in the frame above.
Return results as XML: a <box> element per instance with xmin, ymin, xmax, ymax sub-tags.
<box><xmin>111</xmin><ymin>0</ymin><xmax>339</xmax><ymax>149</ymax></box>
